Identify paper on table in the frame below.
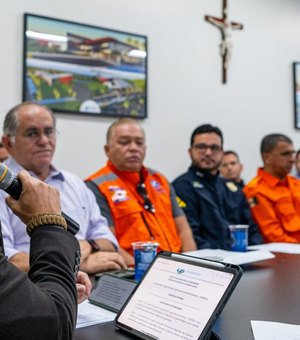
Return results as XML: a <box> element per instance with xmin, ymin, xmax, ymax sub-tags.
<box><xmin>251</xmin><ymin>320</ymin><xmax>300</xmax><ymax>340</ymax></box>
<box><xmin>248</xmin><ymin>242</ymin><xmax>300</xmax><ymax>254</ymax></box>
<box><xmin>184</xmin><ymin>248</ymin><xmax>275</xmax><ymax>265</ymax></box>
<box><xmin>76</xmin><ymin>300</ymin><xmax>116</xmax><ymax>329</ymax></box>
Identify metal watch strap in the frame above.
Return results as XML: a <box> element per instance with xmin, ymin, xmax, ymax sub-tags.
<box><xmin>26</xmin><ymin>213</ymin><xmax>67</xmax><ymax>236</ymax></box>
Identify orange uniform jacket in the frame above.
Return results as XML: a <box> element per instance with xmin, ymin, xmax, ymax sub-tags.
<box><xmin>243</xmin><ymin>168</ymin><xmax>300</xmax><ymax>243</ymax></box>
<box><xmin>85</xmin><ymin>162</ymin><xmax>182</xmax><ymax>255</ymax></box>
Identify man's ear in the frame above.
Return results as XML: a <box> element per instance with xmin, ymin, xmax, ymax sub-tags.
<box><xmin>262</xmin><ymin>152</ymin><xmax>270</xmax><ymax>165</ymax></box>
<box><xmin>1</xmin><ymin>135</ymin><xmax>13</xmax><ymax>152</ymax></box>
<box><xmin>104</xmin><ymin>144</ymin><xmax>109</xmax><ymax>157</ymax></box>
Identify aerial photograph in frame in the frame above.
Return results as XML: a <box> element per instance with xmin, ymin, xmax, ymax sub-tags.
<box><xmin>23</xmin><ymin>13</ymin><xmax>148</xmax><ymax>118</ymax></box>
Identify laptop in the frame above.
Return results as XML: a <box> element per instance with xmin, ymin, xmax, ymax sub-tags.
<box><xmin>114</xmin><ymin>251</ymin><xmax>243</xmax><ymax>340</ymax></box>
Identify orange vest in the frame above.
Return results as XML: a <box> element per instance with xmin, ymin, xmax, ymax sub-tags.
<box><xmin>244</xmin><ymin>168</ymin><xmax>300</xmax><ymax>243</ymax></box>
<box><xmin>86</xmin><ymin>162</ymin><xmax>182</xmax><ymax>255</ymax></box>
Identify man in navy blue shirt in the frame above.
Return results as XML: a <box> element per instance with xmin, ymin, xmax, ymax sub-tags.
<box><xmin>172</xmin><ymin>124</ymin><xmax>262</xmax><ymax>250</ymax></box>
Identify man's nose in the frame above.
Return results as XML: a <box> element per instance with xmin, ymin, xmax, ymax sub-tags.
<box><xmin>129</xmin><ymin>141</ymin><xmax>140</xmax><ymax>149</ymax></box>
<box><xmin>37</xmin><ymin>132</ymin><xmax>51</xmax><ymax>144</ymax></box>
<box><xmin>204</xmin><ymin>147</ymin><xmax>213</xmax><ymax>156</ymax></box>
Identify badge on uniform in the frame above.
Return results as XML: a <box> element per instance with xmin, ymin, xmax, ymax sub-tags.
<box><xmin>150</xmin><ymin>180</ymin><xmax>165</xmax><ymax>193</ymax></box>
<box><xmin>108</xmin><ymin>185</ymin><xmax>128</xmax><ymax>203</ymax></box>
<box><xmin>225</xmin><ymin>181</ymin><xmax>238</xmax><ymax>192</ymax></box>
<box><xmin>176</xmin><ymin>196</ymin><xmax>187</xmax><ymax>208</ymax></box>
<box><xmin>193</xmin><ymin>181</ymin><xmax>203</xmax><ymax>188</ymax></box>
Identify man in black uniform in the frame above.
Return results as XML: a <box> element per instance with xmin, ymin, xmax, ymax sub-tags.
<box><xmin>172</xmin><ymin>124</ymin><xmax>262</xmax><ymax>250</ymax></box>
<box><xmin>0</xmin><ymin>170</ymin><xmax>80</xmax><ymax>339</ymax></box>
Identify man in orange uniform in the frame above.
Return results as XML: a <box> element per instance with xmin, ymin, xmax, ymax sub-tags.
<box><xmin>244</xmin><ymin>133</ymin><xmax>300</xmax><ymax>243</ymax></box>
<box><xmin>85</xmin><ymin>118</ymin><xmax>196</xmax><ymax>265</ymax></box>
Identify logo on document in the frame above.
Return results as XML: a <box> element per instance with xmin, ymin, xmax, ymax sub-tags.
<box><xmin>176</xmin><ymin>268</ymin><xmax>185</xmax><ymax>274</ymax></box>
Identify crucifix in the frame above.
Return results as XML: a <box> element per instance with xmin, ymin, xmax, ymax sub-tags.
<box><xmin>205</xmin><ymin>0</ymin><xmax>243</xmax><ymax>84</ymax></box>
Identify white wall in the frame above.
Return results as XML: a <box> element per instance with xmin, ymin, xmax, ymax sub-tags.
<box><xmin>1</xmin><ymin>0</ymin><xmax>300</xmax><ymax>182</ymax></box>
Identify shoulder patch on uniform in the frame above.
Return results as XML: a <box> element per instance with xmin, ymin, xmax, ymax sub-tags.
<box><xmin>176</xmin><ymin>196</ymin><xmax>187</xmax><ymax>208</ymax></box>
<box><xmin>248</xmin><ymin>196</ymin><xmax>259</xmax><ymax>208</ymax></box>
<box><xmin>225</xmin><ymin>181</ymin><xmax>238</xmax><ymax>192</ymax></box>
<box><xmin>150</xmin><ymin>179</ymin><xmax>164</xmax><ymax>192</ymax></box>
<box><xmin>193</xmin><ymin>181</ymin><xmax>203</xmax><ymax>188</ymax></box>
<box><xmin>108</xmin><ymin>185</ymin><xmax>129</xmax><ymax>203</ymax></box>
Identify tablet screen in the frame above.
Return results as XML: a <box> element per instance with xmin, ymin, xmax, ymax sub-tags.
<box><xmin>90</xmin><ymin>274</ymin><xmax>137</xmax><ymax>313</ymax></box>
<box><xmin>115</xmin><ymin>253</ymin><xmax>242</xmax><ymax>340</ymax></box>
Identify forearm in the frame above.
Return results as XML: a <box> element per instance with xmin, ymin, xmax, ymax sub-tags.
<box><xmin>175</xmin><ymin>216</ymin><xmax>197</xmax><ymax>252</ymax></box>
<box><xmin>79</xmin><ymin>239</ymin><xmax>92</xmax><ymax>261</ymax></box>
<box><xmin>79</xmin><ymin>250</ymin><xmax>127</xmax><ymax>274</ymax></box>
<box><xmin>79</xmin><ymin>238</ymin><xmax>116</xmax><ymax>263</ymax></box>
<box><xmin>0</xmin><ymin>227</ymin><xmax>79</xmax><ymax>339</ymax></box>
<box><xmin>94</xmin><ymin>238</ymin><xmax>116</xmax><ymax>251</ymax></box>
<box><xmin>259</xmin><ymin>221</ymin><xmax>300</xmax><ymax>243</ymax></box>
<box><xmin>251</xmin><ymin>205</ymin><xmax>300</xmax><ymax>243</ymax></box>
<box><xmin>180</xmin><ymin>232</ymin><xmax>197</xmax><ymax>252</ymax></box>
<box><xmin>9</xmin><ymin>252</ymin><xmax>30</xmax><ymax>272</ymax></box>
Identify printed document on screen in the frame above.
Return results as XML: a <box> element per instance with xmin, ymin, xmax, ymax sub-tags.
<box><xmin>117</xmin><ymin>258</ymin><xmax>233</xmax><ymax>339</ymax></box>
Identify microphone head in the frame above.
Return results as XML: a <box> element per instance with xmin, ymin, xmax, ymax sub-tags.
<box><xmin>0</xmin><ymin>163</ymin><xmax>15</xmax><ymax>190</ymax></box>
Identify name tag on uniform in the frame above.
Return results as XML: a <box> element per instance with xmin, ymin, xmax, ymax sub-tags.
<box><xmin>193</xmin><ymin>181</ymin><xmax>203</xmax><ymax>188</ymax></box>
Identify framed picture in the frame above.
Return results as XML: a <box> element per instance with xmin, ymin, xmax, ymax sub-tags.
<box><xmin>293</xmin><ymin>62</ymin><xmax>300</xmax><ymax>128</ymax></box>
<box><xmin>23</xmin><ymin>13</ymin><xmax>148</xmax><ymax>118</ymax></box>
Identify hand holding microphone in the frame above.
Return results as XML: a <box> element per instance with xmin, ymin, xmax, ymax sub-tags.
<box><xmin>5</xmin><ymin>170</ymin><xmax>61</xmax><ymax>225</ymax></box>
<box><xmin>0</xmin><ymin>163</ymin><xmax>79</xmax><ymax>234</ymax></box>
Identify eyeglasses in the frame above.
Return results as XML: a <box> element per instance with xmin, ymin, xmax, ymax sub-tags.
<box><xmin>136</xmin><ymin>182</ymin><xmax>156</xmax><ymax>213</ymax></box>
<box><xmin>192</xmin><ymin>143</ymin><xmax>222</xmax><ymax>154</ymax></box>
<box><xmin>16</xmin><ymin>127</ymin><xmax>58</xmax><ymax>141</ymax></box>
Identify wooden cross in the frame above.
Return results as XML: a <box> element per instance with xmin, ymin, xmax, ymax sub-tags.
<box><xmin>205</xmin><ymin>0</ymin><xmax>243</xmax><ymax>84</ymax></box>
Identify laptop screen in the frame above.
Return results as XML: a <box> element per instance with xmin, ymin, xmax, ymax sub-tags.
<box><xmin>115</xmin><ymin>252</ymin><xmax>242</xmax><ymax>340</ymax></box>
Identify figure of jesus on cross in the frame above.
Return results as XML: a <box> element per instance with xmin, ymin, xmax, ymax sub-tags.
<box><xmin>205</xmin><ymin>0</ymin><xmax>243</xmax><ymax>84</ymax></box>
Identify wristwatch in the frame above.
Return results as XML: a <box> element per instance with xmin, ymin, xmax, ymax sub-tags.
<box><xmin>87</xmin><ymin>239</ymin><xmax>101</xmax><ymax>252</ymax></box>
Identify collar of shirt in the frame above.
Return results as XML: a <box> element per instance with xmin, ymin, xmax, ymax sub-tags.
<box><xmin>107</xmin><ymin>160</ymin><xmax>148</xmax><ymax>185</ymax></box>
<box><xmin>258</xmin><ymin>167</ymin><xmax>289</xmax><ymax>188</ymax></box>
<box><xmin>189</xmin><ymin>165</ymin><xmax>219</xmax><ymax>183</ymax></box>
<box><xmin>5</xmin><ymin>156</ymin><xmax>65</xmax><ymax>182</ymax></box>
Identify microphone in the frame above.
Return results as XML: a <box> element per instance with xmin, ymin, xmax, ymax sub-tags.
<box><xmin>0</xmin><ymin>163</ymin><xmax>79</xmax><ymax>235</ymax></box>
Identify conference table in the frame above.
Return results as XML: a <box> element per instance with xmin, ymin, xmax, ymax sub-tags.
<box><xmin>75</xmin><ymin>252</ymin><xmax>300</xmax><ymax>340</ymax></box>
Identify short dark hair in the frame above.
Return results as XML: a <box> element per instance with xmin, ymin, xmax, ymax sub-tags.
<box><xmin>190</xmin><ymin>124</ymin><xmax>223</xmax><ymax>147</ymax></box>
<box><xmin>260</xmin><ymin>134</ymin><xmax>292</xmax><ymax>155</ymax></box>
<box><xmin>3</xmin><ymin>102</ymin><xmax>56</xmax><ymax>136</ymax></box>
<box><xmin>106</xmin><ymin>118</ymin><xmax>144</xmax><ymax>143</ymax></box>
<box><xmin>223</xmin><ymin>150</ymin><xmax>240</xmax><ymax>161</ymax></box>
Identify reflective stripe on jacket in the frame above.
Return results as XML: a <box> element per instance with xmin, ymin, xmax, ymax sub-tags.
<box><xmin>86</xmin><ymin>162</ymin><xmax>182</xmax><ymax>254</ymax></box>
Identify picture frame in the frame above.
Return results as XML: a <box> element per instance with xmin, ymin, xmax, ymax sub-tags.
<box><xmin>293</xmin><ymin>62</ymin><xmax>300</xmax><ymax>128</ymax></box>
<box><xmin>23</xmin><ymin>13</ymin><xmax>148</xmax><ymax>118</ymax></box>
